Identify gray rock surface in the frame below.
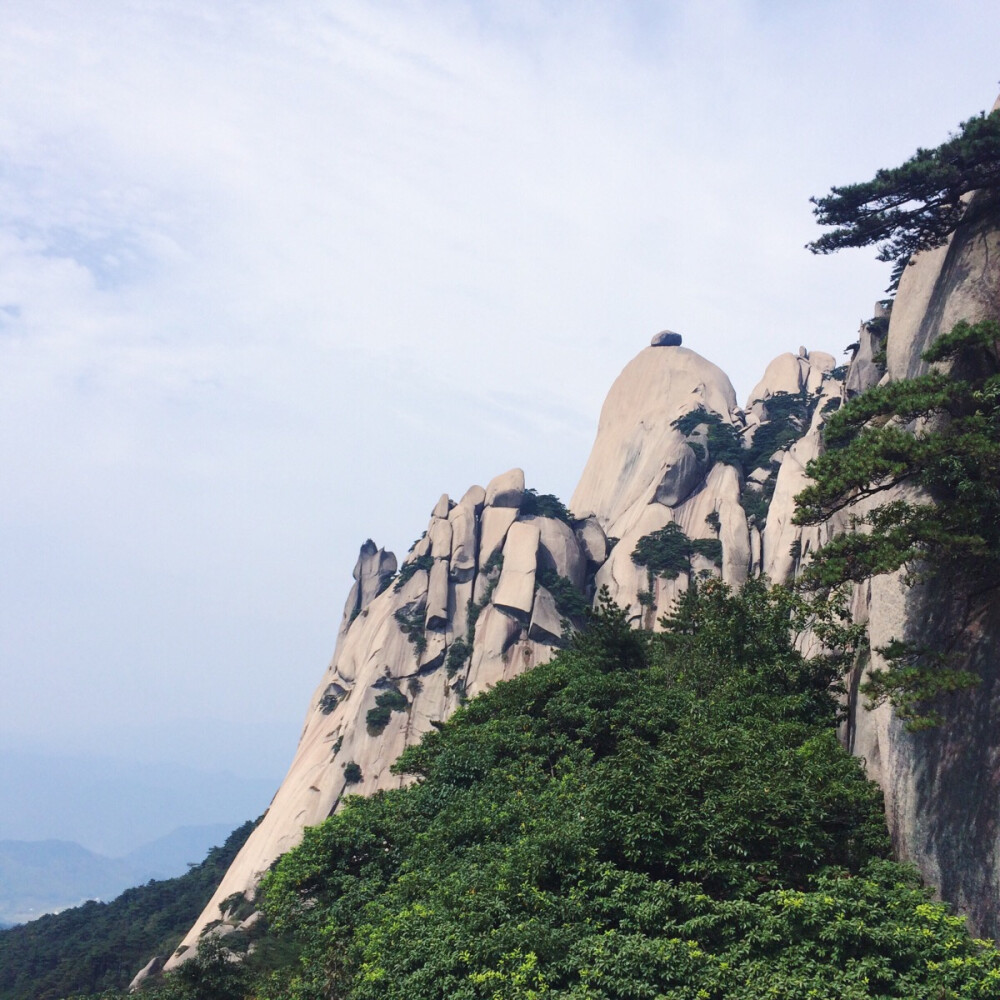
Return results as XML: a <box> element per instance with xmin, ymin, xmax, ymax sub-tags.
<box><xmin>484</xmin><ymin>468</ymin><xmax>525</xmax><ymax>508</ymax></box>
<box><xmin>492</xmin><ymin>521</ymin><xmax>540</xmax><ymax>619</ymax></box>
<box><xmin>528</xmin><ymin>586</ymin><xmax>565</xmax><ymax>645</ymax></box>
<box><xmin>650</xmin><ymin>330</ymin><xmax>683</xmax><ymax>346</ymax></box>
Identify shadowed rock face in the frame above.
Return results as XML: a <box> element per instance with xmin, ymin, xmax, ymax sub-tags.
<box><xmin>651</xmin><ymin>329</ymin><xmax>683</xmax><ymax>347</ymax></box>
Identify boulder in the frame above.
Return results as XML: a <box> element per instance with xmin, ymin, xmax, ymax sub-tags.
<box><xmin>529</xmin><ymin>586</ymin><xmax>564</xmax><ymax>645</ymax></box>
<box><xmin>431</xmin><ymin>493</ymin><xmax>451</xmax><ymax>519</ymax></box>
<box><xmin>448</xmin><ymin>501</ymin><xmax>478</xmax><ymax>581</ymax></box>
<box><xmin>575</xmin><ymin>516</ymin><xmax>608</xmax><ymax>565</ymax></box>
<box><xmin>651</xmin><ymin>329</ymin><xmax>683</xmax><ymax>347</ymax></box>
<box><xmin>534</xmin><ymin>516</ymin><xmax>587</xmax><ymax>588</ymax></box>
<box><xmin>478</xmin><ymin>506</ymin><xmax>518</xmax><ymax>568</ymax></box>
<box><xmin>571</xmin><ymin>346</ymin><xmax>737</xmax><ymax>533</ymax></box>
<box><xmin>425</xmin><ymin>559</ymin><xmax>450</xmax><ymax>630</ymax></box>
<box><xmin>492</xmin><ymin>521</ymin><xmax>540</xmax><ymax>619</ymax></box>
<box><xmin>484</xmin><ymin>468</ymin><xmax>525</xmax><ymax>508</ymax></box>
<box><xmin>465</xmin><ymin>604</ymin><xmax>524</xmax><ymax>697</ymax></box>
<box><xmin>745</xmin><ymin>352</ymin><xmax>808</xmax><ymax>407</ymax></box>
<box><xmin>427</xmin><ymin>517</ymin><xmax>453</xmax><ymax>559</ymax></box>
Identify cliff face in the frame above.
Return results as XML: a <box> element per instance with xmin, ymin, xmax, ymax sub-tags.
<box><xmin>165</xmin><ymin>197</ymin><xmax>1000</xmax><ymax>966</ymax></box>
<box><xmin>843</xmin><ymin>198</ymin><xmax>1000</xmax><ymax>940</ymax></box>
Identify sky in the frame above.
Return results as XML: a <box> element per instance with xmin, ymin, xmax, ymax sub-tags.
<box><xmin>2</xmin><ymin>0</ymin><xmax>999</xmax><ymax>847</ymax></box>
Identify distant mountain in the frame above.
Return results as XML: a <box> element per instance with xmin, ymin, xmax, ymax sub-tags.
<box><xmin>0</xmin><ymin>823</ymin><xmax>240</xmax><ymax>926</ymax></box>
<box><xmin>0</xmin><ymin>749</ymin><xmax>277</xmax><ymax>856</ymax></box>
<box><xmin>0</xmin><ymin>820</ymin><xmax>256</xmax><ymax>1000</ymax></box>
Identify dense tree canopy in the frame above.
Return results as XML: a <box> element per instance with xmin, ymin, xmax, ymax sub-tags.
<box><xmin>808</xmin><ymin>110</ymin><xmax>1000</xmax><ymax>288</ymax></box>
<box><xmin>111</xmin><ymin>584</ymin><xmax>1000</xmax><ymax>999</ymax></box>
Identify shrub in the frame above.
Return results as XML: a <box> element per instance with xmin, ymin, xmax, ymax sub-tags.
<box><xmin>342</xmin><ymin>761</ymin><xmax>362</xmax><ymax>784</ymax></box>
<box><xmin>519</xmin><ymin>488</ymin><xmax>573</xmax><ymax>523</ymax></box>
<box><xmin>394</xmin><ymin>554</ymin><xmax>434</xmax><ymax>592</ymax></box>
<box><xmin>366</xmin><ymin>688</ymin><xmax>409</xmax><ymax>736</ymax></box>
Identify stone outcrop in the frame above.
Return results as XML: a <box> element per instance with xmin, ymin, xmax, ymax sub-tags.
<box><xmin>651</xmin><ymin>329</ymin><xmax>683</xmax><ymax>347</ymax></box>
<box><xmin>164</xmin><ymin>182</ymin><xmax>1000</xmax><ymax>969</ymax></box>
<box><xmin>166</xmin><ymin>472</ymin><xmax>589</xmax><ymax>966</ymax></box>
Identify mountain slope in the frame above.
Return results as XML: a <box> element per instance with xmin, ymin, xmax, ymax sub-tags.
<box><xmin>0</xmin><ymin>821</ymin><xmax>256</xmax><ymax>1000</ymax></box>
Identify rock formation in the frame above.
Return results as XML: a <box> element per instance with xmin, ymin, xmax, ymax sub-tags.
<box><xmin>164</xmin><ymin>196</ymin><xmax>1000</xmax><ymax>965</ymax></box>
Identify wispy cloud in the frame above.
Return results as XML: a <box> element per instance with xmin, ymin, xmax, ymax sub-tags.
<box><xmin>1</xmin><ymin>0</ymin><xmax>998</xmax><ymax>788</ymax></box>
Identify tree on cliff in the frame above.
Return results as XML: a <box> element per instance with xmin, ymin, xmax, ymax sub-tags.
<box><xmin>807</xmin><ymin>109</ymin><xmax>1000</xmax><ymax>288</ymax></box>
<box><xmin>794</xmin><ymin>318</ymin><xmax>1000</xmax><ymax>725</ymax></box>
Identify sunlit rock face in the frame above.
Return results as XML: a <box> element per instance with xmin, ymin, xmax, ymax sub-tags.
<box><xmin>166</xmin><ymin>472</ymin><xmax>586</xmax><ymax>967</ymax></box>
<box><xmin>168</xmin><ymin>342</ymin><xmax>847</xmax><ymax>965</ymax></box>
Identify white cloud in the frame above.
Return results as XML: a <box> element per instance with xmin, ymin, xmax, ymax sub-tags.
<box><xmin>1</xmin><ymin>0</ymin><xmax>999</xmax><ymax>800</ymax></box>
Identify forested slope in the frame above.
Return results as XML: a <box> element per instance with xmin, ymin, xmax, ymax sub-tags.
<box><xmin>0</xmin><ymin>820</ymin><xmax>256</xmax><ymax>1000</ymax></box>
<box><xmin>123</xmin><ymin>584</ymin><xmax>1000</xmax><ymax>998</ymax></box>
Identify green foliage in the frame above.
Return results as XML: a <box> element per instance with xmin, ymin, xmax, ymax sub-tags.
<box><xmin>0</xmin><ymin>821</ymin><xmax>257</xmax><ymax>1000</ymax></box>
<box><xmin>808</xmin><ymin>108</ymin><xmax>1000</xmax><ymax>288</ymax></box>
<box><xmin>343</xmin><ymin>761</ymin><xmax>363</xmax><ymax>784</ymax></box>
<box><xmin>795</xmin><ymin>319</ymin><xmax>1000</xmax><ymax>725</ymax></box>
<box><xmin>445</xmin><ymin>638</ymin><xmax>471</xmax><ymax>677</ymax></box>
<box><xmin>519</xmin><ymin>488</ymin><xmax>573</xmax><ymax>524</ymax></box>
<box><xmin>672</xmin><ymin>407</ymin><xmax>743</xmax><ymax>467</ymax></box>
<box><xmin>394</xmin><ymin>554</ymin><xmax>434</xmax><ymax>592</ymax></box>
<box><xmin>796</xmin><ymin>319</ymin><xmax>1000</xmax><ymax>579</ymax></box>
<box><xmin>241</xmin><ymin>583</ymin><xmax>1000</xmax><ymax>999</ymax></box>
<box><xmin>366</xmin><ymin>688</ymin><xmax>410</xmax><ymax>736</ymax></box>
<box><xmin>741</xmin><ymin>462</ymin><xmax>781</xmax><ymax>529</ymax></box>
<box><xmin>744</xmin><ymin>390</ymin><xmax>818</xmax><ymax>472</ymax></box>
<box><xmin>536</xmin><ymin>566</ymin><xmax>589</xmax><ymax>622</ymax></box>
<box><xmin>632</xmin><ymin>522</ymin><xmax>721</xmax><ymax>579</ymax></box>
<box><xmin>631</xmin><ymin>523</ymin><xmax>694</xmax><ymax>579</ymax></box>
<box><xmin>704</xmin><ymin>510</ymin><xmax>721</xmax><ymax>534</ymax></box>
<box><xmin>394</xmin><ymin>606</ymin><xmax>428</xmax><ymax>655</ymax></box>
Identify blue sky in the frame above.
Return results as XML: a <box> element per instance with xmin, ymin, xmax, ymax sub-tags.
<box><xmin>1</xmin><ymin>0</ymin><xmax>998</xmax><ymax>842</ymax></box>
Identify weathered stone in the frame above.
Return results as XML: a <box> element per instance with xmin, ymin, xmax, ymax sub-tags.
<box><xmin>593</xmin><ymin>503</ymin><xmax>673</xmax><ymax>623</ymax></box>
<box><xmin>465</xmin><ymin>604</ymin><xmax>523</xmax><ymax>697</ymax></box>
<box><xmin>571</xmin><ymin>346</ymin><xmax>737</xmax><ymax>535</ymax></box>
<box><xmin>533</xmin><ymin>515</ymin><xmax>587</xmax><ymax>588</ymax></box>
<box><xmin>745</xmin><ymin>352</ymin><xmax>808</xmax><ymax>407</ymax></box>
<box><xmin>425</xmin><ymin>559</ymin><xmax>450</xmax><ymax>630</ymax></box>
<box><xmin>484</xmin><ymin>468</ymin><xmax>525</xmax><ymax>508</ymax></box>
<box><xmin>340</xmin><ymin>540</ymin><xmax>398</xmax><ymax>634</ymax></box>
<box><xmin>575</xmin><ymin>516</ymin><xmax>608</xmax><ymax>565</ymax></box>
<box><xmin>478</xmin><ymin>506</ymin><xmax>518</xmax><ymax>569</ymax></box>
<box><xmin>651</xmin><ymin>329</ymin><xmax>683</xmax><ymax>347</ymax></box>
<box><xmin>431</xmin><ymin>493</ymin><xmax>451</xmax><ymax>519</ymax></box>
<box><xmin>808</xmin><ymin>350</ymin><xmax>836</xmax><ymax>372</ymax></box>
<box><xmin>448</xmin><ymin>501</ymin><xmax>478</xmax><ymax>581</ymax></box>
<box><xmin>427</xmin><ymin>517</ymin><xmax>452</xmax><ymax>559</ymax></box>
<box><xmin>492</xmin><ymin>521</ymin><xmax>540</xmax><ymax>619</ymax></box>
<box><xmin>460</xmin><ymin>484</ymin><xmax>487</xmax><ymax>512</ymax></box>
<box><xmin>529</xmin><ymin>586</ymin><xmax>564</xmax><ymax>644</ymax></box>
<box><xmin>652</xmin><ymin>444</ymin><xmax>704</xmax><ymax>507</ymax></box>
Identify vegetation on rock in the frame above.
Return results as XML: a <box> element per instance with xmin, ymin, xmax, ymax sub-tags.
<box><xmin>632</xmin><ymin>522</ymin><xmax>722</xmax><ymax>581</ymax></box>
<box><xmin>118</xmin><ymin>584</ymin><xmax>1000</xmax><ymax>998</ymax></box>
<box><xmin>808</xmin><ymin>108</ymin><xmax>1000</xmax><ymax>288</ymax></box>
<box><xmin>519</xmin><ymin>488</ymin><xmax>573</xmax><ymax>524</ymax></box>
<box><xmin>393</xmin><ymin>554</ymin><xmax>434</xmax><ymax>593</ymax></box>
<box><xmin>795</xmin><ymin>318</ymin><xmax>1000</xmax><ymax>726</ymax></box>
<box><xmin>365</xmin><ymin>688</ymin><xmax>409</xmax><ymax>736</ymax></box>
